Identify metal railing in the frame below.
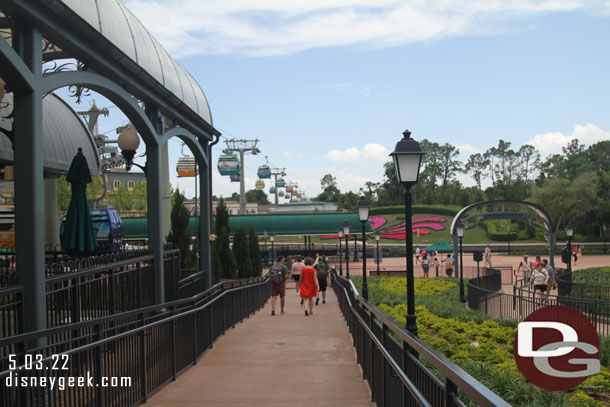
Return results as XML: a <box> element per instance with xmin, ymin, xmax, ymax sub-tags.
<box><xmin>0</xmin><ymin>250</ymin><xmax>181</xmax><ymax>339</ymax></box>
<box><xmin>468</xmin><ymin>268</ymin><xmax>610</xmax><ymax>336</ymax></box>
<box><xmin>0</xmin><ymin>274</ymin><xmax>270</xmax><ymax>406</ymax></box>
<box><xmin>332</xmin><ymin>271</ymin><xmax>509</xmax><ymax>407</ymax></box>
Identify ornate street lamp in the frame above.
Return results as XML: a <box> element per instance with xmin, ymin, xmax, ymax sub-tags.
<box><xmin>390</xmin><ymin>129</ymin><xmax>424</xmax><ymax>336</ymax></box>
<box><xmin>455</xmin><ymin>220</ymin><xmax>466</xmax><ymax>303</ymax></box>
<box><xmin>566</xmin><ymin>224</ymin><xmax>574</xmax><ymax>273</ymax></box>
<box><xmin>342</xmin><ymin>220</ymin><xmax>350</xmax><ymax>279</ymax></box>
<box><xmin>270</xmin><ymin>232</ymin><xmax>276</xmax><ymax>262</ymax></box>
<box><xmin>357</xmin><ymin>196</ymin><xmax>371</xmax><ymax>300</ymax></box>
<box><xmin>375</xmin><ymin>231</ymin><xmax>381</xmax><ymax>276</ymax></box>
<box><xmin>338</xmin><ymin>227</ymin><xmax>344</xmax><ymax>276</ymax></box>
<box><xmin>117</xmin><ymin>126</ymin><xmax>146</xmax><ymax>173</ymax></box>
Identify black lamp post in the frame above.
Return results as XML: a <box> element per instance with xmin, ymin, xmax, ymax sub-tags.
<box><xmin>375</xmin><ymin>231</ymin><xmax>381</xmax><ymax>276</ymax></box>
<box><xmin>390</xmin><ymin>129</ymin><xmax>424</xmax><ymax>336</ymax></box>
<box><xmin>603</xmin><ymin>224</ymin><xmax>607</xmax><ymax>255</ymax></box>
<box><xmin>338</xmin><ymin>227</ymin><xmax>344</xmax><ymax>276</ymax></box>
<box><xmin>270</xmin><ymin>233</ymin><xmax>275</xmax><ymax>262</ymax></box>
<box><xmin>263</xmin><ymin>230</ymin><xmax>268</xmax><ymax>265</ymax></box>
<box><xmin>456</xmin><ymin>221</ymin><xmax>466</xmax><ymax>303</ymax></box>
<box><xmin>343</xmin><ymin>220</ymin><xmax>350</xmax><ymax>279</ymax></box>
<box><xmin>507</xmin><ymin>225</ymin><xmax>511</xmax><ymax>255</ymax></box>
<box><xmin>357</xmin><ymin>196</ymin><xmax>371</xmax><ymax>300</ymax></box>
<box><xmin>566</xmin><ymin>224</ymin><xmax>574</xmax><ymax>273</ymax></box>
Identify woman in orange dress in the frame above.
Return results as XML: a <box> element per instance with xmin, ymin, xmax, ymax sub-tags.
<box><xmin>299</xmin><ymin>257</ymin><xmax>319</xmax><ymax>316</ymax></box>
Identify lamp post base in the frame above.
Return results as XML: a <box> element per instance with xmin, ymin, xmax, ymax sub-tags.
<box><xmin>405</xmin><ymin>314</ymin><xmax>418</xmax><ymax>336</ymax></box>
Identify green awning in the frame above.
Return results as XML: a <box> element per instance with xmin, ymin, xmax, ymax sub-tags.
<box><xmin>123</xmin><ymin>213</ymin><xmax>372</xmax><ymax>239</ymax></box>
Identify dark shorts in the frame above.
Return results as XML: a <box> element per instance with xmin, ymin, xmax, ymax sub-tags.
<box><xmin>534</xmin><ymin>284</ymin><xmax>547</xmax><ymax>292</ymax></box>
<box><xmin>422</xmin><ymin>265</ymin><xmax>429</xmax><ymax>273</ymax></box>
<box><xmin>293</xmin><ymin>274</ymin><xmax>300</xmax><ymax>281</ymax></box>
<box><xmin>271</xmin><ymin>282</ymin><xmax>286</xmax><ymax>297</ymax></box>
<box><xmin>318</xmin><ymin>277</ymin><xmax>328</xmax><ymax>292</ymax></box>
<box><xmin>445</xmin><ymin>266</ymin><xmax>453</xmax><ymax>276</ymax></box>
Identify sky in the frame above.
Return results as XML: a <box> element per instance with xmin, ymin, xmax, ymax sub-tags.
<box><xmin>73</xmin><ymin>1</ymin><xmax>610</xmax><ymax>200</ymax></box>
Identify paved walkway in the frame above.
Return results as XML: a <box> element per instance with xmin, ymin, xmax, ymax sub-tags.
<box><xmin>145</xmin><ymin>287</ymin><xmax>374</xmax><ymax>407</ymax></box>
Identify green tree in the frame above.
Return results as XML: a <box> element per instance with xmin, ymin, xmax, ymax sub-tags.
<box><xmin>530</xmin><ymin>171</ymin><xmax>599</xmax><ymax>234</ymax></box>
<box><xmin>166</xmin><ymin>188</ymin><xmax>194</xmax><ymax>269</ymax></box>
<box><xmin>437</xmin><ymin>143</ymin><xmax>462</xmax><ymax>204</ymax></box>
<box><xmin>248</xmin><ymin>224</ymin><xmax>262</xmax><ymax>277</ymax></box>
<box><xmin>232</xmin><ymin>225</ymin><xmax>252</xmax><ymax>279</ymax></box>
<box><xmin>213</xmin><ymin>199</ymin><xmax>237</xmax><ymax>281</ymax></box>
<box><xmin>57</xmin><ymin>175</ymin><xmax>105</xmax><ymax>211</ymax></box>
<box><xmin>132</xmin><ymin>181</ymin><xmax>147</xmax><ymax>212</ymax></box>
<box><xmin>377</xmin><ymin>162</ymin><xmax>402</xmax><ymax>206</ymax></box>
<box><xmin>245</xmin><ymin>189</ymin><xmax>271</xmax><ymax>204</ymax></box>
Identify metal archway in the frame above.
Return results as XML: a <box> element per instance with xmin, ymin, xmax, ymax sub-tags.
<box><xmin>450</xmin><ymin>201</ymin><xmax>555</xmax><ymax>269</ymax></box>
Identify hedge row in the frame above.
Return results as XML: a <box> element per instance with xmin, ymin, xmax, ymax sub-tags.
<box><xmin>370</xmin><ymin>204</ymin><xmax>461</xmax><ymax>217</ymax></box>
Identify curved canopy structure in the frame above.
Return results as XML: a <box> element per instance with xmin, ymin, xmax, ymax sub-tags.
<box><xmin>0</xmin><ymin>93</ymin><xmax>100</xmax><ymax>176</ymax></box>
<box><xmin>58</xmin><ymin>0</ymin><xmax>212</xmax><ymax>125</ymax></box>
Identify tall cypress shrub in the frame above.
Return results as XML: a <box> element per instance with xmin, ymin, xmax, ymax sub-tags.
<box><xmin>166</xmin><ymin>188</ymin><xmax>194</xmax><ymax>269</ymax></box>
<box><xmin>248</xmin><ymin>224</ymin><xmax>262</xmax><ymax>277</ymax></box>
<box><xmin>213</xmin><ymin>199</ymin><xmax>236</xmax><ymax>281</ymax></box>
<box><xmin>232</xmin><ymin>225</ymin><xmax>252</xmax><ymax>279</ymax></box>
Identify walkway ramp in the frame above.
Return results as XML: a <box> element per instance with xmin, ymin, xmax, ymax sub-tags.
<box><xmin>145</xmin><ymin>288</ymin><xmax>374</xmax><ymax>407</ymax></box>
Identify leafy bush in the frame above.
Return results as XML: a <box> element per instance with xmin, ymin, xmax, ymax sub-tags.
<box><xmin>370</xmin><ymin>204</ymin><xmax>461</xmax><ymax>216</ymax></box>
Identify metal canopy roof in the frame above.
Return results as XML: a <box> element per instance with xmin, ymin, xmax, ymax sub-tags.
<box><xmin>0</xmin><ymin>93</ymin><xmax>101</xmax><ymax>176</ymax></box>
<box><xmin>59</xmin><ymin>0</ymin><xmax>212</xmax><ymax>125</ymax></box>
<box><xmin>122</xmin><ymin>213</ymin><xmax>373</xmax><ymax>239</ymax></box>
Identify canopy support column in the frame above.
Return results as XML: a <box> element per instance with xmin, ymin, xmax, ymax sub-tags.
<box><xmin>13</xmin><ymin>23</ymin><xmax>46</xmax><ymax>339</ymax></box>
<box><xmin>200</xmin><ymin>146</ymin><xmax>212</xmax><ymax>289</ymax></box>
<box><xmin>146</xmin><ymin>106</ymin><xmax>164</xmax><ymax>304</ymax></box>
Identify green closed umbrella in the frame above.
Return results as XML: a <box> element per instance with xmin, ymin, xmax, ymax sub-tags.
<box><xmin>424</xmin><ymin>240</ymin><xmax>453</xmax><ymax>253</ymax></box>
<box><xmin>61</xmin><ymin>148</ymin><xmax>97</xmax><ymax>254</ymax></box>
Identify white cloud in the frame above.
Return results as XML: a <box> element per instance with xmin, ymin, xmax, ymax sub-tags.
<box><xmin>325</xmin><ymin>147</ymin><xmax>361</xmax><ymax>162</ymax></box>
<box><xmin>124</xmin><ymin>0</ymin><xmax>605</xmax><ymax>57</ymax></box>
<box><xmin>527</xmin><ymin>123</ymin><xmax>610</xmax><ymax>156</ymax></box>
<box><xmin>457</xmin><ymin>143</ymin><xmax>480</xmax><ymax>155</ymax></box>
<box><xmin>363</xmin><ymin>143</ymin><xmax>390</xmax><ymax>160</ymax></box>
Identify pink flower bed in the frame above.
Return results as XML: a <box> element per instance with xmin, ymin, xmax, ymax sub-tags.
<box><xmin>368</xmin><ymin>217</ymin><xmax>387</xmax><ymax>230</ymax></box>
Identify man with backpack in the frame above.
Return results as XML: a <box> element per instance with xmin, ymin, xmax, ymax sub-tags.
<box><xmin>269</xmin><ymin>256</ymin><xmax>289</xmax><ymax>315</ymax></box>
<box><xmin>314</xmin><ymin>256</ymin><xmax>329</xmax><ymax>305</ymax></box>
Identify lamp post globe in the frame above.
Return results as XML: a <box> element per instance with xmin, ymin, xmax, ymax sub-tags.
<box><xmin>455</xmin><ymin>221</ymin><xmax>466</xmax><ymax>303</ymax></box>
<box><xmin>118</xmin><ymin>127</ymin><xmax>140</xmax><ymax>170</ymax></box>
<box><xmin>389</xmin><ymin>129</ymin><xmax>424</xmax><ymax>337</ymax></box>
<box><xmin>338</xmin><ymin>227</ymin><xmax>344</xmax><ymax>276</ymax></box>
<box><xmin>357</xmin><ymin>196</ymin><xmax>371</xmax><ymax>300</ymax></box>
<box><xmin>343</xmin><ymin>220</ymin><xmax>350</xmax><ymax>279</ymax></box>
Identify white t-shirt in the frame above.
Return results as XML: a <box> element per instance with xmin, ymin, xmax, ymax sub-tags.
<box><xmin>445</xmin><ymin>256</ymin><xmax>454</xmax><ymax>265</ymax></box>
<box><xmin>532</xmin><ymin>269</ymin><xmax>548</xmax><ymax>285</ymax></box>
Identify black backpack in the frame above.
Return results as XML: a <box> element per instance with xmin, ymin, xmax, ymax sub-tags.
<box><xmin>269</xmin><ymin>263</ymin><xmax>285</xmax><ymax>283</ymax></box>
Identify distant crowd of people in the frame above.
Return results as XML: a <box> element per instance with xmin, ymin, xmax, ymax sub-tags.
<box><xmin>268</xmin><ymin>253</ymin><xmax>332</xmax><ymax>316</ymax></box>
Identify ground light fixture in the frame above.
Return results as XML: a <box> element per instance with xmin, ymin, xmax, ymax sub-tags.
<box><xmin>566</xmin><ymin>224</ymin><xmax>574</xmax><ymax>273</ymax></box>
<box><xmin>342</xmin><ymin>220</ymin><xmax>350</xmax><ymax>279</ymax></box>
<box><xmin>356</xmin><ymin>196</ymin><xmax>371</xmax><ymax>300</ymax></box>
<box><xmin>375</xmin><ymin>231</ymin><xmax>381</xmax><ymax>276</ymax></box>
<box><xmin>455</xmin><ymin>220</ymin><xmax>466</xmax><ymax>303</ymax></box>
<box><xmin>389</xmin><ymin>129</ymin><xmax>424</xmax><ymax>337</ymax></box>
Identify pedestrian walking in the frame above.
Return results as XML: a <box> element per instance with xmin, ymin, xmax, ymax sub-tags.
<box><xmin>484</xmin><ymin>244</ymin><xmax>492</xmax><ymax>268</ymax></box>
<box><xmin>543</xmin><ymin>259</ymin><xmax>555</xmax><ymax>300</ymax></box>
<box><xmin>300</xmin><ymin>257</ymin><xmax>319</xmax><ymax>316</ymax></box>
<box><xmin>516</xmin><ymin>255</ymin><xmax>533</xmax><ymax>283</ymax></box>
<box><xmin>529</xmin><ymin>263</ymin><xmax>549</xmax><ymax>301</ymax></box>
<box><xmin>415</xmin><ymin>247</ymin><xmax>421</xmax><ymax>264</ymax></box>
<box><xmin>314</xmin><ymin>256</ymin><xmax>329</xmax><ymax>305</ymax></box>
<box><xmin>290</xmin><ymin>255</ymin><xmax>305</xmax><ymax>295</ymax></box>
<box><xmin>269</xmin><ymin>256</ymin><xmax>289</xmax><ymax>315</ymax></box>
<box><xmin>444</xmin><ymin>254</ymin><xmax>454</xmax><ymax>277</ymax></box>
<box><xmin>422</xmin><ymin>254</ymin><xmax>430</xmax><ymax>278</ymax></box>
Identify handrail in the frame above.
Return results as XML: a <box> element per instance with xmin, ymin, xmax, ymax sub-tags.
<box><xmin>0</xmin><ymin>273</ymin><xmax>268</xmax><ymax>347</ymax></box>
<box><xmin>0</xmin><ymin>275</ymin><xmax>270</xmax><ymax>374</ymax></box>
<box><xmin>334</xmin><ymin>272</ymin><xmax>510</xmax><ymax>407</ymax></box>
<box><xmin>335</xmin><ymin>275</ymin><xmax>431</xmax><ymax>406</ymax></box>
